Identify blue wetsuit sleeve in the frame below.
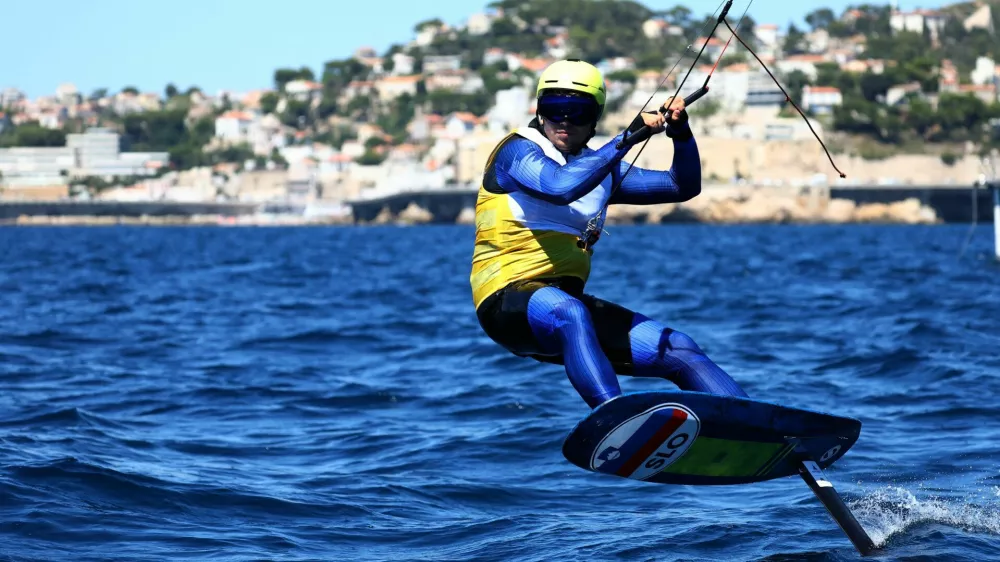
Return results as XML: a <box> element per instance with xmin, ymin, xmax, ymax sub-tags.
<box><xmin>493</xmin><ymin>134</ymin><xmax>631</xmax><ymax>206</ymax></box>
<box><xmin>608</xmin><ymin>129</ymin><xmax>702</xmax><ymax>205</ymax></box>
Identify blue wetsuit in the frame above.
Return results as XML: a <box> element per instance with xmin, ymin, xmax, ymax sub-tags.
<box><xmin>473</xmin><ymin>120</ymin><xmax>747</xmax><ymax>408</ymax></box>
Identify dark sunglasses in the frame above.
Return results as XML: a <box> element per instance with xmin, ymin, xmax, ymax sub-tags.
<box><xmin>536</xmin><ymin>94</ymin><xmax>601</xmax><ymax>126</ymax></box>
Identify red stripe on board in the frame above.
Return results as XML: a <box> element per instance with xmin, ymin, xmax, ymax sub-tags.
<box><xmin>615</xmin><ymin>408</ymin><xmax>688</xmax><ymax>478</ymax></box>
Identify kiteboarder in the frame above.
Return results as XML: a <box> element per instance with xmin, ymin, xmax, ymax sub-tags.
<box><xmin>470</xmin><ymin>59</ymin><xmax>748</xmax><ymax>408</ymax></box>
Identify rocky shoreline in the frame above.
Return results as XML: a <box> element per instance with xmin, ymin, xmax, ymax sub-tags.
<box><xmin>374</xmin><ymin>186</ymin><xmax>939</xmax><ymax>226</ymax></box>
<box><xmin>4</xmin><ymin>187</ymin><xmax>939</xmax><ymax>226</ymax></box>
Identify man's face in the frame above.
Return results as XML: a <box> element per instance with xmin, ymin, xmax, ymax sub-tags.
<box><xmin>541</xmin><ymin>117</ymin><xmax>593</xmax><ymax>153</ymax></box>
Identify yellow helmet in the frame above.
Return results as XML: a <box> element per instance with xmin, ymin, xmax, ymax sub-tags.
<box><xmin>536</xmin><ymin>59</ymin><xmax>607</xmax><ymax>108</ymax></box>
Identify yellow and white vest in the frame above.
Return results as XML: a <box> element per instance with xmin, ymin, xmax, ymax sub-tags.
<box><xmin>469</xmin><ymin>126</ymin><xmax>614</xmax><ymax>309</ymax></box>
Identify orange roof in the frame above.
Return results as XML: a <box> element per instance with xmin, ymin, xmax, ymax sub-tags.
<box><xmin>785</xmin><ymin>55</ymin><xmax>827</xmax><ymax>63</ymax></box>
<box><xmin>380</xmin><ymin>75</ymin><xmax>421</xmax><ymax>83</ymax></box>
<box><xmin>219</xmin><ymin>110</ymin><xmax>254</xmax><ymax>120</ymax></box>
<box><xmin>805</xmin><ymin>86</ymin><xmax>842</xmax><ymax>94</ymax></box>
<box><xmin>449</xmin><ymin>111</ymin><xmax>479</xmax><ymax>123</ymax></box>
<box><xmin>959</xmin><ymin>84</ymin><xmax>996</xmax><ymax>92</ymax></box>
<box><xmin>696</xmin><ymin>37</ymin><xmax>725</xmax><ymax>47</ymax></box>
<box><xmin>896</xmin><ymin>9</ymin><xmax>942</xmax><ymax>16</ymax></box>
<box><xmin>519</xmin><ymin>57</ymin><xmax>551</xmax><ymax>72</ymax></box>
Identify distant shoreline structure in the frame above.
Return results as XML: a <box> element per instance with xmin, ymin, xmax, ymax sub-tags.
<box><xmin>0</xmin><ymin>183</ymin><xmax>991</xmax><ymax>226</ymax></box>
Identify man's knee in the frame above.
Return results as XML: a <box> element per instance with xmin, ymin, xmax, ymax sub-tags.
<box><xmin>631</xmin><ymin>314</ymin><xmax>707</xmax><ymax>356</ymax></box>
<box><xmin>552</xmin><ymin>298</ymin><xmax>593</xmax><ymax>328</ymax></box>
<box><xmin>527</xmin><ymin>288</ymin><xmax>593</xmax><ymax>339</ymax></box>
<box><xmin>666</xmin><ymin>330</ymin><xmax>705</xmax><ymax>354</ymax></box>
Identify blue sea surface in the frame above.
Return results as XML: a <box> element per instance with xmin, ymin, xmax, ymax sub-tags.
<box><xmin>1</xmin><ymin>224</ymin><xmax>998</xmax><ymax>561</ymax></box>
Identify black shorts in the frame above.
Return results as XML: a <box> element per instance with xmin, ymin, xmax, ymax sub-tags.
<box><xmin>475</xmin><ymin>277</ymin><xmax>637</xmax><ymax>374</ymax></box>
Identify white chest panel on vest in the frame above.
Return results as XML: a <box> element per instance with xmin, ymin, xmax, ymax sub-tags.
<box><xmin>505</xmin><ymin>126</ymin><xmax>612</xmax><ymax>237</ymax></box>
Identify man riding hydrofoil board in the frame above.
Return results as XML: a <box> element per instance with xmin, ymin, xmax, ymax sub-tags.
<box><xmin>470</xmin><ymin>59</ymin><xmax>747</xmax><ymax>408</ymax></box>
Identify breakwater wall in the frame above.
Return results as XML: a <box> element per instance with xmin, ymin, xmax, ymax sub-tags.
<box><xmin>348</xmin><ymin>185</ymin><xmax>992</xmax><ymax>225</ymax></box>
<box><xmin>3</xmin><ymin>185</ymin><xmax>991</xmax><ymax>225</ymax></box>
<box><xmin>829</xmin><ymin>186</ymin><xmax>990</xmax><ymax>223</ymax></box>
<box><xmin>349</xmin><ymin>190</ymin><xmax>480</xmax><ymax>224</ymax></box>
<box><xmin>0</xmin><ymin>201</ymin><xmax>261</xmax><ymax>222</ymax></box>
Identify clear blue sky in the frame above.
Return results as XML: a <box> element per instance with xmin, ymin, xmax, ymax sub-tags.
<box><xmin>5</xmin><ymin>0</ymin><xmax>949</xmax><ymax>99</ymax></box>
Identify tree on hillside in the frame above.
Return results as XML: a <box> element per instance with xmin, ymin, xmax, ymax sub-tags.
<box><xmin>937</xmin><ymin>18</ymin><xmax>1000</xmax><ymax>75</ymax></box>
<box><xmin>424</xmin><ymin>90</ymin><xmax>492</xmax><ymax>116</ymax></box>
<box><xmin>121</xmin><ymin>109</ymin><xmax>189</xmax><ymax>151</ymax></box>
<box><xmin>905</xmin><ymin>97</ymin><xmax>938</xmax><ymax>139</ymax></box>
<box><xmin>484</xmin><ymin>17</ymin><xmax>543</xmax><ymax>56</ymax></box>
<box><xmin>479</xmin><ymin>64</ymin><xmax>520</xmax><ymax>94</ymax></box>
<box><xmin>783</xmin><ymin>23</ymin><xmax>807</xmax><ymax>55</ymax></box>
<box><xmin>859</xmin><ymin>71</ymin><xmax>894</xmax><ymax>102</ymax></box>
<box><xmin>805</xmin><ymin>8</ymin><xmax>835</xmax><ymax>31</ymax></box>
<box><xmin>376</xmin><ymin>93</ymin><xmax>415</xmax><ymax>140</ymax></box>
<box><xmin>936</xmin><ymin>93</ymin><xmax>992</xmax><ymax>139</ymax></box>
<box><xmin>866</xmin><ymin>30</ymin><xmax>929</xmax><ymax>66</ymax></box>
<box><xmin>0</xmin><ymin>123</ymin><xmax>66</xmax><ymax>148</ymax></box>
<box><xmin>165</xmin><ymin>83</ymin><xmax>179</xmax><ymax>99</ymax></box>
<box><xmin>274</xmin><ymin>67</ymin><xmax>315</xmax><ymax>91</ymax></box>
<box><xmin>605</xmin><ymin>70</ymin><xmax>637</xmax><ymax>85</ymax></box>
<box><xmin>783</xmin><ymin>70</ymin><xmax>812</xmax><ymax>105</ymax></box>
<box><xmin>321</xmin><ymin>58</ymin><xmax>369</xmax><ymax>94</ymax></box>
<box><xmin>735</xmin><ymin>15</ymin><xmax>759</xmax><ymax>50</ymax></box>
<box><xmin>259</xmin><ymin>92</ymin><xmax>279</xmax><ymax>115</ymax></box>
<box><xmin>488</xmin><ymin>0</ymin><xmax>657</xmax><ymax>59</ymax></box>
<box><xmin>686</xmin><ymin>14</ymin><xmax>719</xmax><ymax>41</ymax></box>
<box><xmin>814</xmin><ymin>62</ymin><xmax>860</xmax><ymax>93</ymax></box>
<box><xmin>280</xmin><ymin>100</ymin><xmax>311</xmax><ymax>129</ymax></box>
<box><xmin>118</xmin><ymin>110</ymin><xmax>215</xmax><ymax>169</ymax></box>
<box><xmin>414</xmin><ymin>18</ymin><xmax>444</xmax><ymax>32</ymax></box>
<box><xmin>317</xmin><ymin>97</ymin><xmax>339</xmax><ymax>120</ymax></box>
<box><xmin>660</xmin><ymin>6</ymin><xmax>693</xmax><ymax>30</ymax></box>
<box><xmin>851</xmin><ymin>4</ymin><xmax>891</xmax><ymax>37</ymax></box>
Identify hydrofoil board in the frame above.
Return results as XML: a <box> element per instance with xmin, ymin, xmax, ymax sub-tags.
<box><xmin>562</xmin><ymin>391</ymin><xmax>861</xmax><ymax>486</ymax></box>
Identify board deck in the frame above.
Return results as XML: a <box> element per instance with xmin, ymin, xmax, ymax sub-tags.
<box><xmin>562</xmin><ymin>391</ymin><xmax>862</xmax><ymax>486</ymax></box>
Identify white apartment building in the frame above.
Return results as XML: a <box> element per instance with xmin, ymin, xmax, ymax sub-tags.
<box><xmin>890</xmin><ymin>7</ymin><xmax>947</xmax><ymax>43</ymax></box>
<box><xmin>0</xmin><ymin>128</ymin><xmax>168</xmax><ymax>187</ymax></box>
<box><xmin>801</xmin><ymin>86</ymin><xmax>844</xmax><ymax>114</ymax></box>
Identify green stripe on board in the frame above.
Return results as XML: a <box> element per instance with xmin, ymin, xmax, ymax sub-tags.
<box><xmin>755</xmin><ymin>442</ymin><xmax>797</xmax><ymax>477</ymax></box>
<box><xmin>664</xmin><ymin>436</ymin><xmax>786</xmax><ymax>477</ymax></box>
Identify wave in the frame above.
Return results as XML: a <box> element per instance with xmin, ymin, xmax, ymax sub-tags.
<box><xmin>0</xmin><ymin>407</ymin><xmax>127</xmax><ymax>430</ymax></box>
<box><xmin>852</xmin><ymin>486</ymin><xmax>1000</xmax><ymax>547</ymax></box>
